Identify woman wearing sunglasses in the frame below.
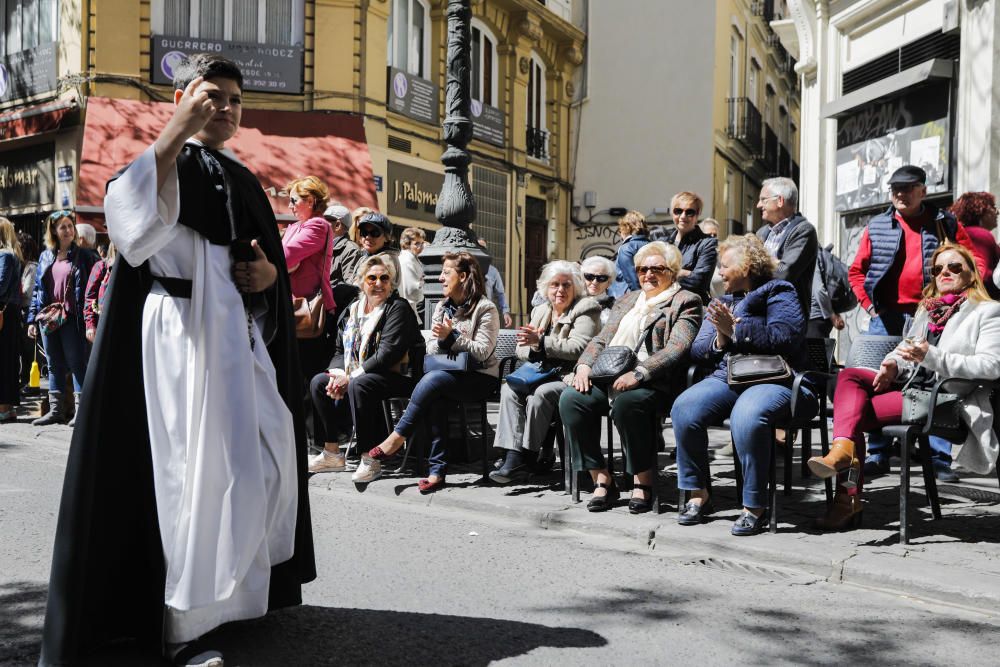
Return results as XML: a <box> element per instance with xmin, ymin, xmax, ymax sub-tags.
<box><xmin>307</xmin><ymin>255</ymin><xmax>420</xmax><ymax>473</ymax></box>
<box><xmin>580</xmin><ymin>255</ymin><xmax>616</xmax><ymax>325</ymax></box>
<box><xmin>350</xmin><ymin>210</ymin><xmax>401</xmax><ymax>280</ymax></box>
<box><xmin>652</xmin><ymin>192</ymin><xmax>718</xmax><ymax>304</ymax></box>
<box><xmin>808</xmin><ymin>243</ymin><xmax>1000</xmax><ymax>530</ymax></box>
<box><xmin>560</xmin><ymin>242</ymin><xmax>702</xmax><ymax>513</ymax></box>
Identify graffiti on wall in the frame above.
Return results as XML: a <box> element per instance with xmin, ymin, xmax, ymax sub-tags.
<box><xmin>570</xmin><ymin>223</ymin><xmax>620</xmax><ymax>260</ymax></box>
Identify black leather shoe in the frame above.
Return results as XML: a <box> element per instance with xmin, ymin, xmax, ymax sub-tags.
<box><xmin>489</xmin><ymin>449</ymin><xmax>534</xmax><ymax>485</ymax></box>
<box><xmin>629</xmin><ymin>483</ymin><xmax>654</xmax><ymax>514</ymax></box>
<box><xmin>677</xmin><ymin>498</ymin><xmax>714</xmax><ymax>525</ymax></box>
<box><xmin>731</xmin><ymin>509</ymin><xmax>769</xmax><ymax>536</ymax></box>
<box><xmin>532</xmin><ymin>454</ymin><xmax>556</xmax><ymax>474</ymax></box>
<box><xmin>587</xmin><ymin>482</ymin><xmax>620</xmax><ymax>512</ymax></box>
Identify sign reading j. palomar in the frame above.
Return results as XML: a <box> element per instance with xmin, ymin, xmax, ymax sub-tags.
<box><xmin>151</xmin><ymin>35</ymin><xmax>304</xmax><ymax>94</ymax></box>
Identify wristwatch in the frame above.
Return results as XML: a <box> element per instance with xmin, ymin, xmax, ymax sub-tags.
<box><xmin>631</xmin><ymin>370</ymin><xmax>643</xmax><ymax>383</ymax></box>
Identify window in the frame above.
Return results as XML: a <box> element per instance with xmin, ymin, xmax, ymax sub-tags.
<box><xmin>0</xmin><ymin>0</ymin><xmax>57</xmax><ymax>56</ymax></box>
<box><xmin>748</xmin><ymin>60</ymin><xmax>760</xmax><ymax>105</ymax></box>
<box><xmin>728</xmin><ymin>33</ymin><xmax>741</xmax><ymax>99</ymax></box>
<box><xmin>153</xmin><ymin>0</ymin><xmax>303</xmax><ymax>45</ymax></box>
<box><xmin>526</xmin><ymin>54</ymin><xmax>548</xmax><ymax>160</ymax></box>
<box><xmin>388</xmin><ymin>0</ymin><xmax>430</xmax><ymax>78</ymax></box>
<box><xmin>473</xmin><ymin>166</ymin><xmax>509</xmax><ymax>279</ymax></box>
<box><xmin>471</xmin><ymin>21</ymin><xmax>498</xmax><ymax>106</ymax></box>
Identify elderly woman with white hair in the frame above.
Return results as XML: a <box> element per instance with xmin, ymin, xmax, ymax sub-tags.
<box><xmin>559</xmin><ymin>242</ymin><xmax>702</xmax><ymax>513</ymax></box>
<box><xmin>491</xmin><ymin>261</ymin><xmax>601</xmax><ymax>483</ymax></box>
<box><xmin>580</xmin><ymin>255</ymin><xmax>616</xmax><ymax>325</ymax></box>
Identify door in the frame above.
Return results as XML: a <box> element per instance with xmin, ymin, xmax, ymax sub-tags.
<box><xmin>524</xmin><ymin>196</ymin><xmax>548</xmax><ymax>308</ymax></box>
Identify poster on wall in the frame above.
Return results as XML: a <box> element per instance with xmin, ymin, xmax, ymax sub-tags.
<box><xmin>834</xmin><ymin>85</ymin><xmax>950</xmax><ymax>212</ymax></box>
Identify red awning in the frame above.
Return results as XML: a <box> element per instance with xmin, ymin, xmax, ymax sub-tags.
<box><xmin>0</xmin><ymin>100</ymin><xmax>78</xmax><ymax>141</ymax></box>
<box><xmin>78</xmin><ymin>97</ymin><xmax>378</xmax><ymax>217</ymax></box>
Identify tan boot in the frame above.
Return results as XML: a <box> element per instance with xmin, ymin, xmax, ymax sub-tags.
<box><xmin>807</xmin><ymin>438</ymin><xmax>857</xmax><ymax>479</ymax></box>
<box><xmin>815</xmin><ymin>491</ymin><xmax>864</xmax><ymax>531</ymax></box>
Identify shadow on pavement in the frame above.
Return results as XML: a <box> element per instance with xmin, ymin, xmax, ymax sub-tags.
<box><xmin>0</xmin><ymin>580</ymin><xmax>47</xmax><ymax>666</ymax></box>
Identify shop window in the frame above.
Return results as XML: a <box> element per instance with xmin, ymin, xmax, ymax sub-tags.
<box><xmin>0</xmin><ymin>0</ymin><xmax>57</xmax><ymax>55</ymax></box>
<box><xmin>471</xmin><ymin>20</ymin><xmax>497</xmax><ymax>107</ymax></box>
<box><xmin>388</xmin><ymin>0</ymin><xmax>430</xmax><ymax>79</ymax></box>
<box><xmin>526</xmin><ymin>55</ymin><xmax>548</xmax><ymax>160</ymax></box>
<box><xmin>153</xmin><ymin>0</ymin><xmax>303</xmax><ymax>46</ymax></box>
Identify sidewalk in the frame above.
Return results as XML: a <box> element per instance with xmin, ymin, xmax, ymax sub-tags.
<box><xmin>310</xmin><ymin>412</ymin><xmax>1000</xmax><ymax>614</ymax></box>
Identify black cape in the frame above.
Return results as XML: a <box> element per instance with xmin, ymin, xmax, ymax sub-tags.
<box><xmin>39</xmin><ymin>147</ymin><xmax>316</xmax><ymax>666</ymax></box>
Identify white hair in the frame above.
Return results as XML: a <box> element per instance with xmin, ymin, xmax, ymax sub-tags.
<box><xmin>536</xmin><ymin>260</ymin><xmax>586</xmax><ymax>304</ymax></box>
<box><xmin>761</xmin><ymin>177</ymin><xmax>798</xmax><ymax>210</ymax></box>
<box><xmin>581</xmin><ymin>255</ymin><xmax>615</xmax><ymax>277</ymax></box>
<box><xmin>75</xmin><ymin>223</ymin><xmax>97</xmax><ymax>247</ymax></box>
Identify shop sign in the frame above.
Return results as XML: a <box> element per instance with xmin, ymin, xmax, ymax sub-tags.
<box><xmin>834</xmin><ymin>86</ymin><xmax>950</xmax><ymax>212</ymax></box>
<box><xmin>0</xmin><ymin>43</ymin><xmax>58</xmax><ymax>102</ymax></box>
<box><xmin>471</xmin><ymin>99</ymin><xmax>505</xmax><ymax>147</ymax></box>
<box><xmin>151</xmin><ymin>35</ymin><xmax>304</xmax><ymax>94</ymax></box>
<box><xmin>0</xmin><ymin>143</ymin><xmax>55</xmax><ymax>212</ymax></box>
<box><xmin>387</xmin><ymin>161</ymin><xmax>444</xmax><ymax>224</ymax></box>
<box><xmin>387</xmin><ymin>67</ymin><xmax>439</xmax><ymax>125</ymax></box>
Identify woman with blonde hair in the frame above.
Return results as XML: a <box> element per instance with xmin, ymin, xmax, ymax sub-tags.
<box><xmin>0</xmin><ymin>218</ymin><xmax>24</xmax><ymax>422</ymax></box>
<box><xmin>808</xmin><ymin>243</ymin><xmax>1000</xmax><ymax>530</ymax></box>
<box><xmin>610</xmin><ymin>210</ymin><xmax>650</xmax><ymax>296</ymax></box>
<box><xmin>27</xmin><ymin>210</ymin><xmax>97</xmax><ymax>425</ymax></box>
<box><xmin>398</xmin><ymin>226</ymin><xmax>427</xmax><ymax>316</ymax></box>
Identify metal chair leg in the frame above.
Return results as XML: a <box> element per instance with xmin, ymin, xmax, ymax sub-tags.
<box><xmin>819</xmin><ymin>419</ymin><xmax>833</xmax><ymax>507</ymax></box>
<box><xmin>480</xmin><ymin>402</ymin><xmax>490</xmax><ymax>483</ymax></box>
<box><xmin>769</xmin><ymin>428</ymin><xmax>778</xmax><ymax>534</ymax></box>
<box><xmin>555</xmin><ymin>422</ymin><xmax>570</xmax><ymax>493</ymax></box>
<box><xmin>783</xmin><ymin>428</ymin><xmax>794</xmax><ymax>496</ymax></box>
<box><xmin>568</xmin><ymin>422</ymin><xmax>580</xmax><ymax>503</ymax></box>
<box><xmin>800</xmin><ymin>427</ymin><xmax>812</xmax><ymax>479</ymax></box>
<box><xmin>606</xmin><ymin>415</ymin><xmax>614</xmax><ymax>476</ymax></box>
<box><xmin>900</xmin><ymin>431</ymin><xmax>912</xmax><ymax>544</ymax></box>
<box><xmin>917</xmin><ymin>435</ymin><xmax>943</xmax><ymax>519</ymax></box>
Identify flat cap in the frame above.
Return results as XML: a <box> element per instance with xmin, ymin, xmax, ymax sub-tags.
<box><xmin>323</xmin><ymin>204</ymin><xmax>350</xmax><ymax>222</ymax></box>
<box><xmin>888</xmin><ymin>165</ymin><xmax>926</xmax><ymax>186</ymax></box>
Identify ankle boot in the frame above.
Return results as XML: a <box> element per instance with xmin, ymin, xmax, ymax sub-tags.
<box><xmin>807</xmin><ymin>438</ymin><xmax>857</xmax><ymax>479</ymax></box>
<box><xmin>33</xmin><ymin>391</ymin><xmax>66</xmax><ymax>426</ymax></box>
<box><xmin>815</xmin><ymin>491</ymin><xmax>864</xmax><ymax>531</ymax></box>
<box><xmin>67</xmin><ymin>392</ymin><xmax>82</xmax><ymax>427</ymax></box>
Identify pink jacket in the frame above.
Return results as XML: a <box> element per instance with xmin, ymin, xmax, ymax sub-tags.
<box><xmin>282</xmin><ymin>216</ymin><xmax>335</xmax><ymax>312</ymax></box>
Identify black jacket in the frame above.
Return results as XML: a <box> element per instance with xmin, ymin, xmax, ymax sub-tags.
<box><xmin>328</xmin><ymin>291</ymin><xmax>421</xmax><ymax>373</ymax></box>
<box><xmin>756</xmin><ymin>213</ymin><xmax>818</xmax><ymax>320</ymax></box>
<box><xmin>653</xmin><ymin>226</ymin><xmax>718</xmax><ymax>303</ymax></box>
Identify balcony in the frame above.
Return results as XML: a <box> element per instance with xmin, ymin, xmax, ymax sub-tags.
<box><xmin>778</xmin><ymin>144</ymin><xmax>791</xmax><ymax>178</ymax></box>
<box><xmin>726</xmin><ymin>97</ymin><xmax>764</xmax><ymax>157</ymax></box>
<box><xmin>763</xmin><ymin>125</ymin><xmax>779</xmax><ymax>176</ymax></box>
<box><xmin>526</xmin><ymin>126</ymin><xmax>550</xmax><ymax>160</ymax></box>
<box><xmin>752</xmin><ymin>0</ymin><xmax>775</xmax><ymax>22</ymax></box>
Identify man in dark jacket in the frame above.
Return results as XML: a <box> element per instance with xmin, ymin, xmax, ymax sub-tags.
<box><xmin>756</xmin><ymin>177</ymin><xmax>818</xmax><ymax>320</ymax></box>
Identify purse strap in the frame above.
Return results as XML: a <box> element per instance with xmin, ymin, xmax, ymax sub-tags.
<box><xmin>631</xmin><ymin>312</ymin><xmax>666</xmax><ymax>355</ymax></box>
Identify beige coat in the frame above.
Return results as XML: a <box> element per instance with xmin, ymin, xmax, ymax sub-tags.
<box><xmin>516</xmin><ymin>296</ymin><xmax>601</xmax><ymax>382</ymax></box>
<box><xmin>888</xmin><ymin>299</ymin><xmax>1000</xmax><ymax>473</ymax></box>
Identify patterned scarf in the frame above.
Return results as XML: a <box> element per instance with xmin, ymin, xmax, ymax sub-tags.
<box><xmin>921</xmin><ymin>292</ymin><xmax>967</xmax><ymax>335</ymax></box>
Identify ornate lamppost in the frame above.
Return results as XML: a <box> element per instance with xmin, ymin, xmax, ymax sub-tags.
<box><xmin>419</xmin><ymin>0</ymin><xmax>490</xmax><ymax>315</ymax></box>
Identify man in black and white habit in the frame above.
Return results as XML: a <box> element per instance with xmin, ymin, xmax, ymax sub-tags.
<box><xmin>39</xmin><ymin>54</ymin><xmax>316</xmax><ymax>667</ymax></box>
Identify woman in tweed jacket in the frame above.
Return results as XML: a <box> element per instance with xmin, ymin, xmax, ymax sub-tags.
<box><xmin>559</xmin><ymin>242</ymin><xmax>703</xmax><ymax>514</ymax></box>
<box><xmin>353</xmin><ymin>251</ymin><xmax>499</xmax><ymax>493</ymax></box>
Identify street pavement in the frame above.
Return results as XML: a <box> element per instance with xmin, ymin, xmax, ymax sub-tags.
<box><xmin>2</xmin><ymin>412</ymin><xmax>1000</xmax><ymax>665</ymax></box>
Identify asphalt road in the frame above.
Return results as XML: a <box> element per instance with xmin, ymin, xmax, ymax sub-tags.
<box><xmin>2</xmin><ymin>423</ymin><xmax>1000</xmax><ymax>666</ymax></box>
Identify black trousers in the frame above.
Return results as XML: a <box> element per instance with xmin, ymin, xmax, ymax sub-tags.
<box><xmin>309</xmin><ymin>370</ymin><xmax>415</xmax><ymax>450</ymax></box>
<box><xmin>806</xmin><ymin>318</ymin><xmax>833</xmax><ymax>339</ymax></box>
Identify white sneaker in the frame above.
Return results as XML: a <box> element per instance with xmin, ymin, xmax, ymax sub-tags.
<box><xmin>351</xmin><ymin>454</ymin><xmax>382</xmax><ymax>483</ymax></box>
<box><xmin>308</xmin><ymin>451</ymin><xmax>347</xmax><ymax>473</ymax></box>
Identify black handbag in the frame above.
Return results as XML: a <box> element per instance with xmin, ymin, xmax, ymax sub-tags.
<box><xmin>589</xmin><ymin>313</ymin><xmax>664</xmax><ymax>386</ymax></box>
<box><xmin>505</xmin><ymin>361</ymin><xmax>560</xmax><ymax>395</ymax></box>
<box><xmin>901</xmin><ymin>375</ymin><xmax>965</xmax><ymax>430</ymax></box>
<box><xmin>726</xmin><ymin>353</ymin><xmax>792</xmax><ymax>387</ymax></box>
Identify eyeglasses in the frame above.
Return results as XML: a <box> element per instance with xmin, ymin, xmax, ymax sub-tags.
<box><xmin>583</xmin><ymin>273</ymin><xmax>610</xmax><ymax>283</ymax></box>
<box><xmin>637</xmin><ymin>265</ymin><xmax>670</xmax><ymax>275</ymax></box>
<box><xmin>548</xmin><ymin>281</ymin><xmax>574</xmax><ymax>291</ymax></box>
<box><xmin>889</xmin><ymin>183</ymin><xmax>920</xmax><ymax>193</ymax></box>
<box><xmin>673</xmin><ymin>208</ymin><xmax>698</xmax><ymax>217</ymax></box>
<box><xmin>757</xmin><ymin>195</ymin><xmax>780</xmax><ymax>204</ymax></box>
<box><xmin>359</xmin><ymin>226</ymin><xmax>384</xmax><ymax>238</ymax></box>
<box><xmin>931</xmin><ymin>262</ymin><xmax>966</xmax><ymax>277</ymax></box>
<box><xmin>364</xmin><ymin>274</ymin><xmax>391</xmax><ymax>285</ymax></box>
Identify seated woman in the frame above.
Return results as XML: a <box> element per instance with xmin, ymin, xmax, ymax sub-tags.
<box><xmin>559</xmin><ymin>242</ymin><xmax>702</xmax><ymax>514</ymax></box>
<box><xmin>308</xmin><ymin>255</ymin><xmax>420</xmax><ymax>475</ymax></box>
<box><xmin>490</xmin><ymin>260</ymin><xmax>601</xmax><ymax>484</ymax></box>
<box><xmin>352</xmin><ymin>251</ymin><xmax>499</xmax><ymax>491</ymax></box>
<box><xmin>580</xmin><ymin>255</ymin><xmax>616</xmax><ymax>325</ymax></box>
<box><xmin>808</xmin><ymin>243</ymin><xmax>1000</xmax><ymax>530</ymax></box>
<box><xmin>672</xmin><ymin>234</ymin><xmax>816</xmax><ymax>536</ymax></box>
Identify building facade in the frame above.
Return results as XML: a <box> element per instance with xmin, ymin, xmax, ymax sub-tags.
<box><xmin>0</xmin><ymin>0</ymin><xmax>584</xmax><ymax>321</ymax></box>
<box><xmin>569</xmin><ymin>0</ymin><xmax>800</xmax><ymax>262</ymax></box>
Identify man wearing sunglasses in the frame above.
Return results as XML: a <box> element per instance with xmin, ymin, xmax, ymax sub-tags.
<box><xmin>650</xmin><ymin>191</ymin><xmax>717</xmax><ymax>304</ymax></box>
<box><xmin>847</xmin><ymin>164</ymin><xmax>983</xmax><ymax>480</ymax></box>
<box><xmin>756</xmin><ymin>177</ymin><xmax>818</xmax><ymax>321</ymax></box>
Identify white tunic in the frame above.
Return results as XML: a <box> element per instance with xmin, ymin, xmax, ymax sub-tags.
<box><xmin>104</xmin><ymin>143</ymin><xmax>298</xmax><ymax>643</ymax></box>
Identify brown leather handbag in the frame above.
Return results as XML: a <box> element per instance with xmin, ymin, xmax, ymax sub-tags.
<box><xmin>291</xmin><ymin>224</ymin><xmax>332</xmax><ymax>339</ymax></box>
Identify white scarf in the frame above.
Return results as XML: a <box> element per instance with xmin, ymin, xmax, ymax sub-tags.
<box><xmin>609</xmin><ymin>284</ymin><xmax>680</xmax><ymax>350</ymax></box>
<box><xmin>342</xmin><ymin>294</ymin><xmax>387</xmax><ymax>374</ymax></box>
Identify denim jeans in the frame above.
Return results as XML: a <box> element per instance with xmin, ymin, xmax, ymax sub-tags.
<box><xmin>41</xmin><ymin>323</ymin><xmax>89</xmax><ymax>393</ymax></box>
<box><xmin>394</xmin><ymin>369</ymin><xmax>496</xmax><ymax>477</ymax></box>
<box><xmin>672</xmin><ymin>377</ymin><xmax>816</xmax><ymax>509</ymax></box>
<box><xmin>867</xmin><ymin>313</ymin><xmax>951</xmax><ymax>465</ymax></box>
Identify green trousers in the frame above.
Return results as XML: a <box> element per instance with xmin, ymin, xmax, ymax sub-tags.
<box><xmin>558</xmin><ymin>384</ymin><xmax>666</xmax><ymax>475</ymax></box>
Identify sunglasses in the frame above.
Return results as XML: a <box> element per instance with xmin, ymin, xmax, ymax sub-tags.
<box><xmin>583</xmin><ymin>273</ymin><xmax>610</xmax><ymax>283</ymax></box>
<box><xmin>48</xmin><ymin>209</ymin><xmax>75</xmax><ymax>221</ymax></box>
<box><xmin>931</xmin><ymin>262</ymin><xmax>966</xmax><ymax>277</ymax></box>
<box><xmin>365</xmin><ymin>274</ymin><xmax>391</xmax><ymax>285</ymax></box>
<box><xmin>359</xmin><ymin>226</ymin><xmax>384</xmax><ymax>238</ymax></box>
<box><xmin>637</xmin><ymin>265</ymin><xmax>669</xmax><ymax>275</ymax></box>
<box><xmin>673</xmin><ymin>208</ymin><xmax>698</xmax><ymax>217</ymax></box>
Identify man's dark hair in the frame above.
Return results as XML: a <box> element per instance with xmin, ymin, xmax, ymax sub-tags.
<box><xmin>172</xmin><ymin>53</ymin><xmax>244</xmax><ymax>91</ymax></box>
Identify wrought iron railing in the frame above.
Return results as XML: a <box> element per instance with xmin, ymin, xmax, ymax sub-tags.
<box><xmin>726</xmin><ymin>97</ymin><xmax>764</xmax><ymax>158</ymax></box>
<box><xmin>526</xmin><ymin>126</ymin><xmax>550</xmax><ymax>160</ymax></box>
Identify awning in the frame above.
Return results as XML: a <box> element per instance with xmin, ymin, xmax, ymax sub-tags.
<box><xmin>823</xmin><ymin>59</ymin><xmax>955</xmax><ymax>119</ymax></box>
<box><xmin>0</xmin><ymin>100</ymin><xmax>78</xmax><ymax>141</ymax></box>
<box><xmin>78</xmin><ymin>97</ymin><xmax>378</xmax><ymax>217</ymax></box>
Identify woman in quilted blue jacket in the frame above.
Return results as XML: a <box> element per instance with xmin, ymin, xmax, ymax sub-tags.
<box><xmin>671</xmin><ymin>234</ymin><xmax>816</xmax><ymax>536</ymax></box>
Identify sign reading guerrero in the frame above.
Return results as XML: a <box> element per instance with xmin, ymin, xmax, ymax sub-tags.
<box><xmin>151</xmin><ymin>35</ymin><xmax>304</xmax><ymax>94</ymax></box>
<box><xmin>387</xmin><ymin>161</ymin><xmax>444</xmax><ymax>224</ymax></box>
<box><xmin>0</xmin><ymin>143</ymin><xmax>55</xmax><ymax>212</ymax></box>
<box><xmin>387</xmin><ymin>67</ymin><xmax>439</xmax><ymax>125</ymax></box>
<box><xmin>0</xmin><ymin>43</ymin><xmax>58</xmax><ymax>102</ymax></box>
<box><xmin>471</xmin><ymin>99</ymin><xmax>505</xmax><ymax>147</ymax></box>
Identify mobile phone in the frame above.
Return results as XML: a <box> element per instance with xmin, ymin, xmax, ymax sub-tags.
<box><xmin>231</xmin><ymin>238</ymin><xmax>256</xmax><ymax>262</ymax></box>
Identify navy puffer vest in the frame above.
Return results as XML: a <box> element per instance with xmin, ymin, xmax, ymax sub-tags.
<box><xmin>863</xmin><ymin>204</ymin><xmax>958</xmax><ymax>312</ymax></box>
